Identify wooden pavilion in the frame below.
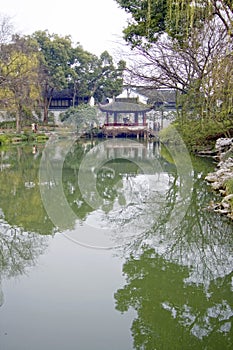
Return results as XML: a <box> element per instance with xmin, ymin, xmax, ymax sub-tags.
<box><xmin>98</xmin><ymin>97</ymin><xmax>153</xmax><ymax>138</ymax></box>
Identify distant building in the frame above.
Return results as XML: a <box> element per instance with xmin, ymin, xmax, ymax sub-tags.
<box><xmin>48</xmin><ymin>86</ymin><xmax>177</xmax><ymax>111</ymax></box>
<box><xmin>119</xmin><ymin>86</ymin><xmax>177</xmax><ymax>109</ymax></box>
<box><xmin>49</xmin><ymin>89</ymin><xmax>89</xmax><ymax>110</ymax></box>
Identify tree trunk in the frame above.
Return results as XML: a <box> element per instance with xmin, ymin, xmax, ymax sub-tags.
<box><xmin>43</xmin><ymin>85</ymin><xmax>54</xmax><ymax>123</ymax></box>
<box><xmin>72</xmin><ymin>81</ymin><xmax>78</xmax><ymax>107</ymax></box>
<box><xmin>16</xmin><ymin>111</ymin><xmax>20</xmax><ymax>133</ymax></box>
<box><xmin>43</xmin><ymin>95</ymin><xmax>53</xmax><ymax>123</ymax></box>
<box><xmin>43</xmin><ymin>98</ymin><xmax>49</xmax><ymax>124</ymax></box>
<box><xmin>16</xmin><ymin>104</ymin><xmax>23</xmax><ymax>132</ymax></box>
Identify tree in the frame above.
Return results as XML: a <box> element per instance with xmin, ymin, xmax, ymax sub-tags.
<box><xmin>114</xmin><ymin>0</ymin><xmax>167</xmax><ymax>47</ymax></box>
<box><xmin>116</xmin><ymin>0</ymin><xmax>233</xmax><ymax>144</ymax></box>
<box><xmin>67</xmin><ymin>46</ymin><xmax>93</xmax><ymax>106</ymax></box>
<box><xmin>33</xmin><ymin>31</ymin><xmax>126</xmax><ymax>122</ymax></box>
<box><xmin>60</xmin><ymin>104</ymin><xmax>98</xmax><ymax>132</ymax></box>
<box><xmin>0</xmin><ymin>14</ymin><xmax>14</xmax><ymax>46</ymax></box>
<box><xmin>0</xmin><ymin>34</ymin><xmax>41</xmax><ymax>131</ymax></box>
<box><xmin>32</xmin><ymin>30</ymin><xmax>74</xmax><ymax>123</ymax></box>
<box><xmin>88</xmin><ymin>51</ymin><xmax>126</xmax><ymax>102</ymax></box>
<box><xmin>69</xmin><ymin>49</ymin><xmax>126</xmax><ymax>104</ymax></box>
<box><xmin>115</xmin><ymin>0</ymin><xmax>233</xmax><ymax>46</ymax></box>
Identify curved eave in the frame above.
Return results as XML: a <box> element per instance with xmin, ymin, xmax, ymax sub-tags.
<box><xmin>98</xmin><ymin>101</ymin><xmax>153</xmax><ymax>113</ymax></box>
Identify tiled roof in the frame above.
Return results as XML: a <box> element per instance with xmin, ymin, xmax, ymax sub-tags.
<box><xmin>51</xmin><ymin>89</ymin><xmax>73</xmax><ymax>99</ymax></box>
<box><xmin>129</xmin><ymin>87</ymin><xmax>177</xmax><ymax>104</ymax></box>
<box><xmin>99</xmin><ymin>98</ymin><xmax>152</xmax><ymax>113</ymax></box>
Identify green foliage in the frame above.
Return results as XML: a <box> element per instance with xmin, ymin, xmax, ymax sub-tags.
<box><xmin>32</xmin><ymin>30</ymin><xmax>74</xmax><ymax>122</ymax></box>
<box><xmin>0</xmin><ymin>131</ymin><xmax>49</xmax><ymax>145</ymax></box>
<box><xmin>0</xmin><ymin>134</ymin><xmax>10</xmax><ymax>145</ymax></box>
<box><xmin>115</xmin><ymin>0</ymin><xmax>167</xmax><ymax>47</ymax></box>
<box><xmin>116</xmin><ymin>0</ymin><xmax>233</xmax><ymax>149</ymax></box>
<box><xmin>0</xmin><ymin>120</ymin><xmax>16</xmax><ymax>129</ymax></box>
<box><xmin>35</xmin><ymin>134</ymin><xmax>49</xmax><ymax>142</ymax></box>
<box><xmin>69</xmin><ymin>49</ymin><xmax>125</xmax><ymax>103</ymax></box>
<box><xmin>160</xmin><ymin>118</ymin><xmax>232</xmax><ymax>152</ymax></box>
<box><xmin>60</xmin><ymin>105</ymin><xmax>98</xmax><ymax>131</ymax></box>
<box><xmin>225</xmin><ymin>178</ymin><xmax>233</xmax><ymax>209</ymax></box>
<box><xmin>165</xmin><ymin>0</ymin><xmax>212</xmax><ymax>42</ymax></box>
<box><xmin>159</xmin><ymin>123</ymin><xmax>181</xmax><ymax>144</ymax></box>
<box><xmin>33</xmin><ymin>30</ymin><xmax>73</xmax><ymax>90</ymax></box>
<box><xmin>0</xmin><ymin>34</ymin><xmax>41</xmax><ymax>131</ymax></box>
<box><xmin>177</xmin><ymin>120</ymin><xmax>232</xmax><ymax>150</ymax></box>
<box><xmin>33</xmin><ymin>31</ymin><xmax>125</xmax><ymax>121</ymax></box>
<box><xmin>115</xmin><ymin>0</ymin><xmax>214</xmax><ymax>46</ymax></box>
<box><xmin>0</xmin><ymin>145</ymin><xmax>54</xmax><ymax>234</ymax></box>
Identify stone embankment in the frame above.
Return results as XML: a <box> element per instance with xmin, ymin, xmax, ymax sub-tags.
<box><xmin>205</xmin><ymin>138</ymin><xmax>233</xmax><ymax>220</ymax></box>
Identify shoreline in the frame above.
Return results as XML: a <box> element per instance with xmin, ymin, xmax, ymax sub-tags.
<box><xmin>205</xmin><ymin>138</ymin><xmax>233</xmax><ymax>221</ymax></box>
<box><xmin>1</xmin><ymin>129</ymin><xmax>233</xmax><ymax>221</ymax></box>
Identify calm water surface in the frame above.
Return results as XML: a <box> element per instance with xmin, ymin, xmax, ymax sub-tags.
<box><xmin>0</xmin><ymin>137</ymin><xmax>232</xmax><ymax>350</ymax></box>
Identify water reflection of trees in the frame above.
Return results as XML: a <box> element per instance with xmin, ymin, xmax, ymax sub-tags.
<box><xmin>3</xmin><ymin>142</ymin><xmax>230</xmax><ymax>289</ymax></box>
<box><xmin>63</xmin><ymin>140</ymin><xmax>176</xmax><ymax>217</ymax></box>
<box><xmin>1</xmin><ymin>140</ymin><xmax>232</xmax><ymax>347</ymax></box>
<box><xmin>0</xmin><ymin>220</ymin><xmax>49</xmax><ymax>306</ymax></box>
<box><xmin>115</xmin><ymin>168</ymin><xmax>233</xmax><ymax>287</ymax></box>
<box><xmin>0</xmin><ymin>221</ymin><xmax>48</xmax><ymax>278</ymax></box>
<box><xmin>113</xmin><ymin>155</ymin><xmax>233</xmax><ymax>349</ymax></box>
<box><xmin>63</xmin><ymin>140</ymin><xmax>232</xmax><ymax>286</ymax></box>
<box><xmin>0</xmin><ymin>145</ymin><xmax>54</xmax><ymax>234</ymax></box>
<box><xmin>0</xmin><ymin>145</ymin><xmax>51</xmax><ymax>306</ymax></box>
<box><xmin>114</xmin><ymin>249</ymin><xmax>233</xmax><ymax>349</ymax></box>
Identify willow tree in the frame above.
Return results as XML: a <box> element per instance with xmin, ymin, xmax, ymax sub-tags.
<box><xmin>115</xmin><ymin>0</ymin><xmax>233</xmax><ymax>143</ymax></box>
<box><xmin>115</xmin><ymin>0</ymin><xmax>232</xmax><ymax>45</ymax></box>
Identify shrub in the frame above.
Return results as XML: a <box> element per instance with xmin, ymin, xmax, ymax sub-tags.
<box><xmin>225</xmin><ymin>178</ymin><xmax>233</xmax><ymax>209</ymax></box>
<box><xmin>0</xmin><ymin>134</ymin><xmax>10</xmax><ymax>145</ymax></box>
<box><xmin>0</xmin><ymin>120</ymin><xmax>16</xmax><ymax>129</ymax></box>
<box><xmin>159</xmin><ymin>123</ymin><xmax>181</xmax><ymax>144</ymax></box>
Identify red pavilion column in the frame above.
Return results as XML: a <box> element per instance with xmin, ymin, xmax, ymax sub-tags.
<box><xmin>114</xmin><ymin>112</ymin><xmax>117</xmax><ymax>125</ymax></box>
<box><xmin>134</xmin><ymin>112</ymin><xmax>138</xmax><ymax>126</ymax></box>
<box><xmin>143</xmin><ymin>112</ymin><xmax>146</xmax><ymax>126</ymax></box>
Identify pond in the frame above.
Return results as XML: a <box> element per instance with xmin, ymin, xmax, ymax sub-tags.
<box><xmin>0</xmin><ymin>134</ymin><xmax>232</xmax><ymax>350</ymax></box>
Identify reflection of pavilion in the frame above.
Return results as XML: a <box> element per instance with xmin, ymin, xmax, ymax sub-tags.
<box><xmin>99</xmin><ymin>97</ymin><xmax>153</xmax><ymax>138</ymax></box>
<box><xmin>104</xmin><ymin>140</ymin><xmax>156</xmax><ymax>160</ymax></box>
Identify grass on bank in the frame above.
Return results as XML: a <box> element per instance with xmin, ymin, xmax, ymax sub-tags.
<box><xmin>0</xmin><ymin>120</ymin><xmax>52</xmax><ymax>145</ymax></box>
<box><xmin>159</xmin><ymin>120</ymin><xmax>233</xmax><ymax>152</ymax></box>
<box><xmin>0</xmin><ymin>131</ymin><xmax>50</xmax><ymax>145</ymax></box>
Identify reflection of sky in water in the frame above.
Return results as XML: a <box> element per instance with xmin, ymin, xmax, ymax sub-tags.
<box><xmin>0</xmin><ymin>220</ymin><xmax>49</xmax><ymax>307</ymax></box>
<box><xmin>41</xmin><ymin>137</ymin><xmax>232</xmax><ymax>290</ymax></box>
<box><xmin>66</xmin><ymin>164</ymin><xmax>232</xmax><ymax>290</ymax></box>
<box><xmin>67</xmin><ymin>171</ymin><xmax>173</xmax><ymax>251</ymax></box>
<box><xmin>0</xmin><ymin>140</ymin><xmax>232</xmax><ymax>348</ymax></box>
<box><xmin>86</xmin><ymin>172</ymin><xmax>171</xmax><ymax>234</ymax></box>
<box><xmin>161</xmin><ymin>301</ymin><xmax>233</xmax><ymax>340</ymax></box>
<box><xmin>142</xmin><ymin>228</ymin><xmax>233</xmax><ymax>288</ymax></box>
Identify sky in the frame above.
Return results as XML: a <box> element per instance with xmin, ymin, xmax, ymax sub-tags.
<box><xmin>1</xmin><ymin>0</ymin><xmax>129</xmax><ymax>57</ymax></box>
